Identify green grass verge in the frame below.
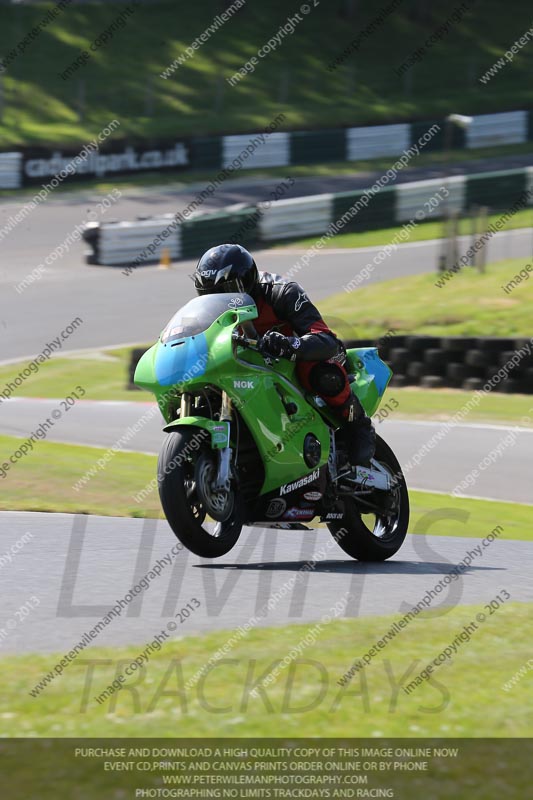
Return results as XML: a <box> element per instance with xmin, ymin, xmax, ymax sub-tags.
<box><xmin>0</xmin><ymin>434</ymin><xmax>531</xmax><ymax>537</ymax></box>
<box><xmin>0</xmin><ymin>345</ymin><xmax>153</xmax><ymax>403</ymax></box>
<box><xmin>0</xmin><ymin>0</ymin><xmax>532</xmax><ymax>145</ymax></box>
<box><xmin>279</xmin><ymin>209</ymin><xmax>533</xmax><ymax>251</ymax></box>
<box><xmin>320</xmin><ymin>256</ymin><xmax>533</xmax><ymax>338</ymax></box>
<box><xmin>0</xmin><ymin>434</ymin><xmax>157</xmax><ymax>518</ymax></box>
<box><xmin>1</xmin><ymin>602</ymin><xmax>530</xmax><ymax>737</ymax></box>
<box><xmin>385</xmin><ymin>387</ymin><xmax>533</xmax><ymax>427</ymax></box>
<box><xmin>403</xmin><ymin>490</ymin><xmax>532</xmax><ymax>541</ymax></box>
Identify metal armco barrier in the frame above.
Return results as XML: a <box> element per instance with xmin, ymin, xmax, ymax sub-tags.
<box><xmin>466</xmin><ymin>111</ymin><xmax>528</xmax><ymax>148</ymax></box>
<box><xmin>332</xmin><ymin>186</ymin><xmax>396</xmax><ymax>231</ymax></box>
<box><xmin>291</xmin><ymin>129</ymin><xmax>345</xmax><ymax>164</ymax></box>
<box><xmin>181</xmin><ymin>205</ymin><xmax>259</xmax><ymax>258</ymax></box>
<box><xmin>0</xmin><ymin>152</ymin><xmax>22</xmax><ymax>189</ymax></box>
<box><xmin>347</xmin><ymin>123</ymin><xmax>410</xmax><ymax>161</ymax></box>
<box><xmin>82</xmin><ymin>165</ymin><xmax>533</xmax><ymax>266</ymax></box>
<box><xmin>258</xmin><ymin>194</ymin><xmax>333</xmax><ymax>241</ymax></box>
<box><xmin>396</xmin><ymin>176</ymin><xmax>465</xmax><ymax>222</ymax></box>
<box><xmin>222</xmin><ymin>132</ymin><xmax>290</xmax><ymax>169</ymax></box>
<box><xmin>465</xmin><ymin>168</ymin><xmax>528</xmax><ymax>210</ymax></box>
<box><xmin>3</xmin><ymin>108</ymin><xmax>533</xmax><ymax>189</ymax></box>
<box><xmin>83</xmin><ymin>217</ymin><xmax>181</xmax><ymax>266</ymax></box>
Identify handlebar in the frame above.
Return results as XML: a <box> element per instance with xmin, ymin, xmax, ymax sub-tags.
<box><xmin>233</xmin><ymin>332</ymin><xmax>279</xmax><ymax>364</ymax></box>
<box><xmin>233</xmin><ymin>333</ymin><xmax>259</xmax><ymax>350</ymax></box>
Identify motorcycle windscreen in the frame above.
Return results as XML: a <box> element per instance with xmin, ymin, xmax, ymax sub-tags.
<box><xmin>155</xmin><ymin>293</ymin><xmax>256</xmax><ymax>386</ymax></box>
<box><xmin>160</xmin><ymin>293</ymin><xmax>255</xmax><ymax>343</ymax></box>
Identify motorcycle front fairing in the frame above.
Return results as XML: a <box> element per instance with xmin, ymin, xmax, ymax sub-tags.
<box><xmin>134</xmin><ymin>293</ymin><xmax>257</xmax><ymax>418</ymax></box>
<box><xmin>134</xmin><ymin>293</ymin><xmax>331</xmax><ymax>497</ymax></box>
<box><xmin>134</xmin><ymin>293</ymin><xmax>392</xmax><ymax>503</ymax></box>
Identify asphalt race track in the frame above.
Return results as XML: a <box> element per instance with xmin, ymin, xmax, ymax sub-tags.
<box><xmin>1</xmin><ymin>510</ymin><xmax>532</xmax><ymax>655</ymax></box>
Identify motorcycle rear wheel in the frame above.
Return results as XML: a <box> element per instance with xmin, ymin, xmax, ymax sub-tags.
<box><xmin>158</xmin><ymin>430</ymin><xmax>243</xmax><ymax>558</ymax></box>
<box><xmin>327</xmin><ymin>435</ymin><xmax>409</xmax><ymax>561</ymax></box>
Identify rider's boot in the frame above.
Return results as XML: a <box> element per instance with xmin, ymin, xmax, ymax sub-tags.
<box><xmin>336</xmin><ymin>392</ymin><xmax>376</xmax><ymax>468</ymax></box>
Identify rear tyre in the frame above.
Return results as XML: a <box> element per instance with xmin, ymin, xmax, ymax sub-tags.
<box><xmin>328</xmin><ymin>435</ymin><xmax>409</xmax><ymax>561</ymax></box>
<box><xmin>158</xmin><ymin>429</ymin><xmax>243</xmax><ymax>558</ymax></box>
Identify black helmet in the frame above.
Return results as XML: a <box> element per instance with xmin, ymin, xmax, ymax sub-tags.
<box><xmin>193</xmin><ymin>244</ymin><xmax>259</xmax><ymax>296</ymax></box>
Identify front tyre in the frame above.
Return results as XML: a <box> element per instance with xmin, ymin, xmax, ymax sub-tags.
<box><xmin>158</xmin><ymin>430</ymin><xmax>243</xmax><ymax>558</ymax></box>
<box><xmin>328</xmin><ymin>435</ymin><xmax>409</xmax><ymax>561</ymax></box>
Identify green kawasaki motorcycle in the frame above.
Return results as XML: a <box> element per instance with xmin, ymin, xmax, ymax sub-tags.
<box><xmin>135</xmin><ymin>293</ymin><xmax>409</xmax><ymax>560</ymax></box>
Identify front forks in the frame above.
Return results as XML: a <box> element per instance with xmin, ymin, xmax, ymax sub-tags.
<box><xmin>212</xmin><ymin>391</ymin><xmax>233</xmax><ymax>493</ymax></box>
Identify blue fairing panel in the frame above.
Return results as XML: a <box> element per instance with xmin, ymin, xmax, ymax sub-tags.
<box><xmin>154</xmin><ymin>333</ymin><xmax>208</xmax><ymax>386</ymax></box>
<box><xmin>357</xmin><ymin>348</ymin><xmax>392</xmax><ymax>395</ymax></box>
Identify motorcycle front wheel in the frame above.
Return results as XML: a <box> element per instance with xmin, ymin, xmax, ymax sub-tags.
<box><xmin>327</xmin><ymin>434</ymin><xmax>409</xmax><ymax>561</ymax></box>
<box><xmin>158</xmin><ymin>430</ymin><xmax>243</xmax><ymax>558</ymax></box>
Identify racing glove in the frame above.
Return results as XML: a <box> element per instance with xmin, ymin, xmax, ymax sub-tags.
<box><xmin>259</xmin><ymin>330</ymin><xmax>301</xmax><ymax>361</ymax></box>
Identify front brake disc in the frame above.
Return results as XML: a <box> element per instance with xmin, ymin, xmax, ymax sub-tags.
<box><xmin>194</xmin><ymin>453</ymin><xmax>234</xmax><ymax>522</ymax></box>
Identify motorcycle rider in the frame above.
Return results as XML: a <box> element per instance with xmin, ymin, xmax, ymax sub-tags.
<box><xmin>193</xmin><ymin>243</ymin><xmax>375</xmax><ymax>468</ymax></box>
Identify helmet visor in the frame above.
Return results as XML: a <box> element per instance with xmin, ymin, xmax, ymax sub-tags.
<box><xmin>196</xmin><ymin>277</ymin><xmax>246</xmax><ymax>295</ymax></box>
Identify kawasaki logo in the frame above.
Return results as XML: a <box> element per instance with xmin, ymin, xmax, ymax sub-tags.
<box><xmin>233</xmin><ymin>380</ymin><xmax>254</xmax><ymax>389</ymax></box>
<box><xmin>280</xmin><ymin>469</ymin><xmax>320</xmax><ymax>496</ymax></box>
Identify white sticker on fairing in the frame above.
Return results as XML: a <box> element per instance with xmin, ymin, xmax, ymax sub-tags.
<box><xmin>283</xmin><ymin>507</ymin><xmax>314</xmax><ymax>520</ymax></box>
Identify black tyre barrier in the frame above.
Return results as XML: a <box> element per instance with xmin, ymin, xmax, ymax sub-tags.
<box><xmin>344</xmin><ymin>335</ymin><xmax>533</xmax><ymax>393</ymax></box>
<box><xmin>128</xmin><ymin>348</ymin><xmax>147</xmax><ymax>390</ymax></box>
